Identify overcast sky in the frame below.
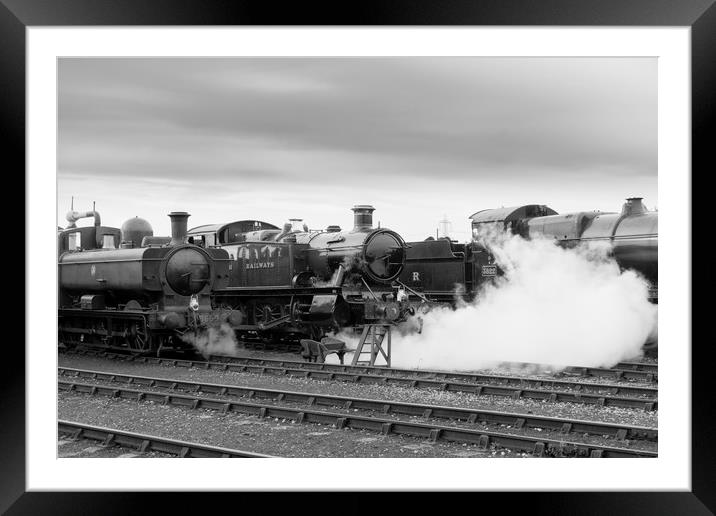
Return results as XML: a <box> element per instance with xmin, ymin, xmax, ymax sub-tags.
<box><xmin>58</xmin><ymin>57</ymin><xmax>656</xmax><ymax>241</ymax></box>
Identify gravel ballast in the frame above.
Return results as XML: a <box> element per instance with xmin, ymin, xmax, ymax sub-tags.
<box><xmin>57</xmin><ymin>437</ymin><xmax>174</xmax><ymax>458</ymax></box>
<box><xmin>59</xmin><ymin>392</ymin><xmax>506</xmax><ymax>458</ymax></box>
<box><xmin>58</xmin><ymin>354</ymin><xmax>658</xmax><ymax>429</ymax></box>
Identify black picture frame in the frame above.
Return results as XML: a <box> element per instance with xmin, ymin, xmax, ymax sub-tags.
<box><xmin>5</xmin><ymin>0</ymin><xmax>713</xmax><ymax>514</ymax></box>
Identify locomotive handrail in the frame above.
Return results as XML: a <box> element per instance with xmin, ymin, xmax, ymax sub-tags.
<box><xmin>360</xmin><ymin>277</ymin><xmax>379</xmax><ymax>301</ymax></box>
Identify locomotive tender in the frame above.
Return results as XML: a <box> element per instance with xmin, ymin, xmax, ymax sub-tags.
<box><xmin>58</xmin><ymin>211</ymin><xmax>232</xmax><ymax>353</ymax></box>
<box><xmin>398</xmin><ymin>238</ymin><xmax>497</xmax><ymax>305</ymax></box>
<box><xmin>187</xmin><ymin>205</ymin><xmax>410</xmax><ymax>345</ymax></box>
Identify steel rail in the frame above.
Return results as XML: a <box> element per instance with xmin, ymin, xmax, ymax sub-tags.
<box><xmin>66</xmin><ymin>348</ymin><xmax>658</xmax><ymax>399</ymax></box>
<box><xmin>58</xmin><ymin>420</ymin><xmax>275</xmax><ymax>458</ymax></box>
<box><xmin>59</xmin><ymin>367</ymin><xmax>657</xmax><ymax>442</ymax></box>
<box><xmin>214</xmin><ymin>354</ymin><xmax>659</xmax><ymax>383</ymax></box>
<box><xmin>613</xmin><ymin>361</ymin><xmax>659</xmax><ymax>373</ymax></box>
<box><xmin>63</xmin><ymin>346</ymin><xmax>658</xmax><ymax>381</ymax></box>
<box><xmin>65</xmin><ymin>352</ymin><xmax>658</xmax><ymax>411</ymax></box>
<box><xmin>561</xmin><ymin>365</ymin><xmax>656</xmax><ymax>382</ymax></box>
<box><xmin>58</xmin><ymin>380</ymin><xmax>656</xmax><ymax>458</ymax></box>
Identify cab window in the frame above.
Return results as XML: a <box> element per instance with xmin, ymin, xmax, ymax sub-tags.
<box><xmin>68</xmin><ymin>232</ymin><xmax>81</xmax><ymax>250</ymax></box>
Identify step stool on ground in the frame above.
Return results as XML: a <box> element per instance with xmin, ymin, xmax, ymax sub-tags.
<box><xmin>299</xmin><ymin>337</ymin><xmax>348</xmax><ymax>364</ymax></box>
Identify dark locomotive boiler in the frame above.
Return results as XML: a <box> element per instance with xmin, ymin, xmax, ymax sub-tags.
<box><xmin>470</xmin><ymin>197</ymin><xmax>658</xmax><ymax>300</ymax></box>
<box><xmin>58</xmin><ymin>211</ymin><xmax>231</xmax><ymax>353</ymax></box>
<box><xmin>292</xmin><ymin>206</ymin><xmax>405</xmax><ymax>286</ymax></box>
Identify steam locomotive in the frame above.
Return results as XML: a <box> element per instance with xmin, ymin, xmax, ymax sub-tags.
<box><xmin>58</xmin><ymin>211</ymin><xmax>231</xmax><ymax>353</ymax></box>
<box><xmin>58</xmin><ymin>204</ymin><xmax>411</xmax><ymax>354</ymax></box>
<box><xmin>398</xmin><ymin>197</ymin><xmax>658</xmax><ymax>305</ymax></box>
<box><xmin>186</xmin><ymin>205</ymin><xmax>410</xmax><ymax>345</ymax></box>
<box><xmin>57</xmin><ymin>197</ymin><xmax>656</xmax><ymax>355</ymax></box>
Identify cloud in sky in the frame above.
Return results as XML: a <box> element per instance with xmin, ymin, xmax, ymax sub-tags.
<box><xmin>58</xmin><ymin>57</ymin><xmax>656</xmax><ymax>239</ymax></box>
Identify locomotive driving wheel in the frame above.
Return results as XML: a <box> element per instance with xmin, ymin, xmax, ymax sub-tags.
<box><xmin>125</xmin><ymin>320</ymin><xmax>152</xmax><ymax>354</ymax></box>
<box><xmin>252</xmin><ymin>301</ymin><xmax>284</xmax><ymax>326</ymax></box>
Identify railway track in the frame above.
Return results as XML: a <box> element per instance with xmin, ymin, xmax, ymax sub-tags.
<box><xmin>613</xmin><ymin>361</ymin><xmax>659</xmax><ymax>373</ymax></box>
<box><xmin>214</xmin><ymin>354</ymin><xmax>658</xmax><ymax>382</ymax></box>
<box><xmin>561</xmin><ymin>365</ymin><xmax>656</xmax><ymax>381</ymax></box>
<box><xmin>63</xmin><ymin>347</ymin><xmax>658</xmax><ymax>382</ymax></box>
<box><xmin>58</xmin><ymin>420</ymin><xmax>275</xmax><ymax>458</ymax></box>
<box><xmin>64</xmin><ymin>350</ymin><xmax>658</xmax><ymax>400</ymax></box>
<box><xmin>58</xmin><ymin>367</ymin><xmax>658</xmax><ymax>443</ymax></box>
<box><xmin>63</xmin><ymin>350</ymin><xmax>657</xmax><ymax>410</ymax></box>
<box><xmin>490</xmin><ymin>360</ymin><xmax>658</xmax><ymax>379</ymax></box>
<box><xmin>58</xmin><ymin>379</ymin><xmax>657</xmax><ymax>458</ymax></box>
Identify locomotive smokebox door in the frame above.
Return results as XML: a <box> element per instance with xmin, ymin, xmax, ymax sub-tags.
<box><xmin>80</xmin><ymin>294</ymin><xmax>105</xmax><ymax>310</ymax></box>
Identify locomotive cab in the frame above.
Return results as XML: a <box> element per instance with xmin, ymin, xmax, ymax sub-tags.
<box><xmin>58</xmin><ymin>225</ymin><xmax>121</xmax><ymax>255</ymax></box>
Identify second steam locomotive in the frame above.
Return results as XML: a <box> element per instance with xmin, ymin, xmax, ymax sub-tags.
<box><xmin>186</xmin><ymin>205</ymin><xmax>410</xmax><ymax>345</ymax></box>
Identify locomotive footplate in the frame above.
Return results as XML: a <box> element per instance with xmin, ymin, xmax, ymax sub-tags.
<box><xmin>214</xmin><ymin>286</ymin><xmax>339</xmax><ymax>297</ymax></box>
<box><xmin>59</xmin><ymin>308</ymin><xmax>164</xmax><ymax>354</ymax></box>
<box><xmin>59</xmin><ymin>308</ymin><xmax>155</xmax><ymax>328</ymax></box>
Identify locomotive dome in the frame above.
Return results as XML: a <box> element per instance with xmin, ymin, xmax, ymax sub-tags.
<box><xmin>121</xmin><ymin>216</ymin><xmax>153</xmax><ymax>247</ymax></box>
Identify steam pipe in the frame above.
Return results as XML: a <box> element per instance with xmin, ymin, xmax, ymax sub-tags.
<box><xmin>333</xmin><ymin>264</ymin><xmax>346</xmax><ymax>287</ymax></box>
<box><xmin>65</xmin><ymin>210</ymin><xmax>101</xmax><ymax>228</ymax></box>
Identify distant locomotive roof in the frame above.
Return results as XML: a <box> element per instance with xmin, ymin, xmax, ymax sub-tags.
<box><xmin>187</xmin><ymin>220</ymin><xmax>280</xmax><ymax>244</ymax></box>
<box><xmin>469</xmin><ymin>205</ymin><xmax>558</xmax><ymax>224</ymax></box>
<box><xmin>187</xmin><ymin>223</ymin><xmax>224</xmax><ymax>233</ymax></box>
<box><xmin>188</xmin><ymin>220</ymin><xmax>280</xmax><ymax>233</ymax></box>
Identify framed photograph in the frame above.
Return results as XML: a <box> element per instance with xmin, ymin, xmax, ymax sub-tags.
<box><xmin>6</xmin><ymin>0</ymin><xmax>713</xmax><ymax>513</ymax></box>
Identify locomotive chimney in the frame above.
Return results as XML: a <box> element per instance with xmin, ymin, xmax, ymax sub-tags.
<box><xmin>352</xmin><ymin>205</ymin><xmax>375</xmax><ymax>231</ymax></box>
<box><xmin>169</xmin><ymin>211</ymin><xmax>190</xmax><ymax>246</ymax></box>
<box><xmin>622</xmin><ymin>197</ymin><xmax>647</xmax><ymax>216</ymax></box>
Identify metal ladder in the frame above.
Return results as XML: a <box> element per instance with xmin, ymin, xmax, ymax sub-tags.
<box><xmin>350</xmin><ymin>324</ymin><xmax>392</xmax><ymax>367</ymax></box>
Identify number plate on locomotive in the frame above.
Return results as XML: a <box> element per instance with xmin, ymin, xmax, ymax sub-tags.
<box><xmin>198</xmin><ymin>312</ymin><xmax>220</xmax><ymax>324</ymax></box>
<box><xmin>481</xmin><ymin>265</ymin><xmax>497</xmax><ymax>277</ymax></box>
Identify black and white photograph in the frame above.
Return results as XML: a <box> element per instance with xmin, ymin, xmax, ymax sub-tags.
<box><xmin>6</xmin><ymin>13</ymin><xmax>704</xmax><ymax>507</ymax></box>
<box><xmin>55</xmin><ymin>55</ymin><xmax>660</xmax><ymax>460</ymax></box>
<box><xmin>1</xmin><ymin>0</ymin><xmax>712</xmax><ymax>506</ymax></box>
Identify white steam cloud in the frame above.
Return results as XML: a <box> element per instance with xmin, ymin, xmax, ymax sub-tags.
<box><xmin>180</xmin><ymin>322</ymin><xmax>239</xmax><ymax>358</ymax></box>
<box><xmin>332</xmin><ymin>227</ymin><xmax>657</xmax><ymax>372</ymax></box>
